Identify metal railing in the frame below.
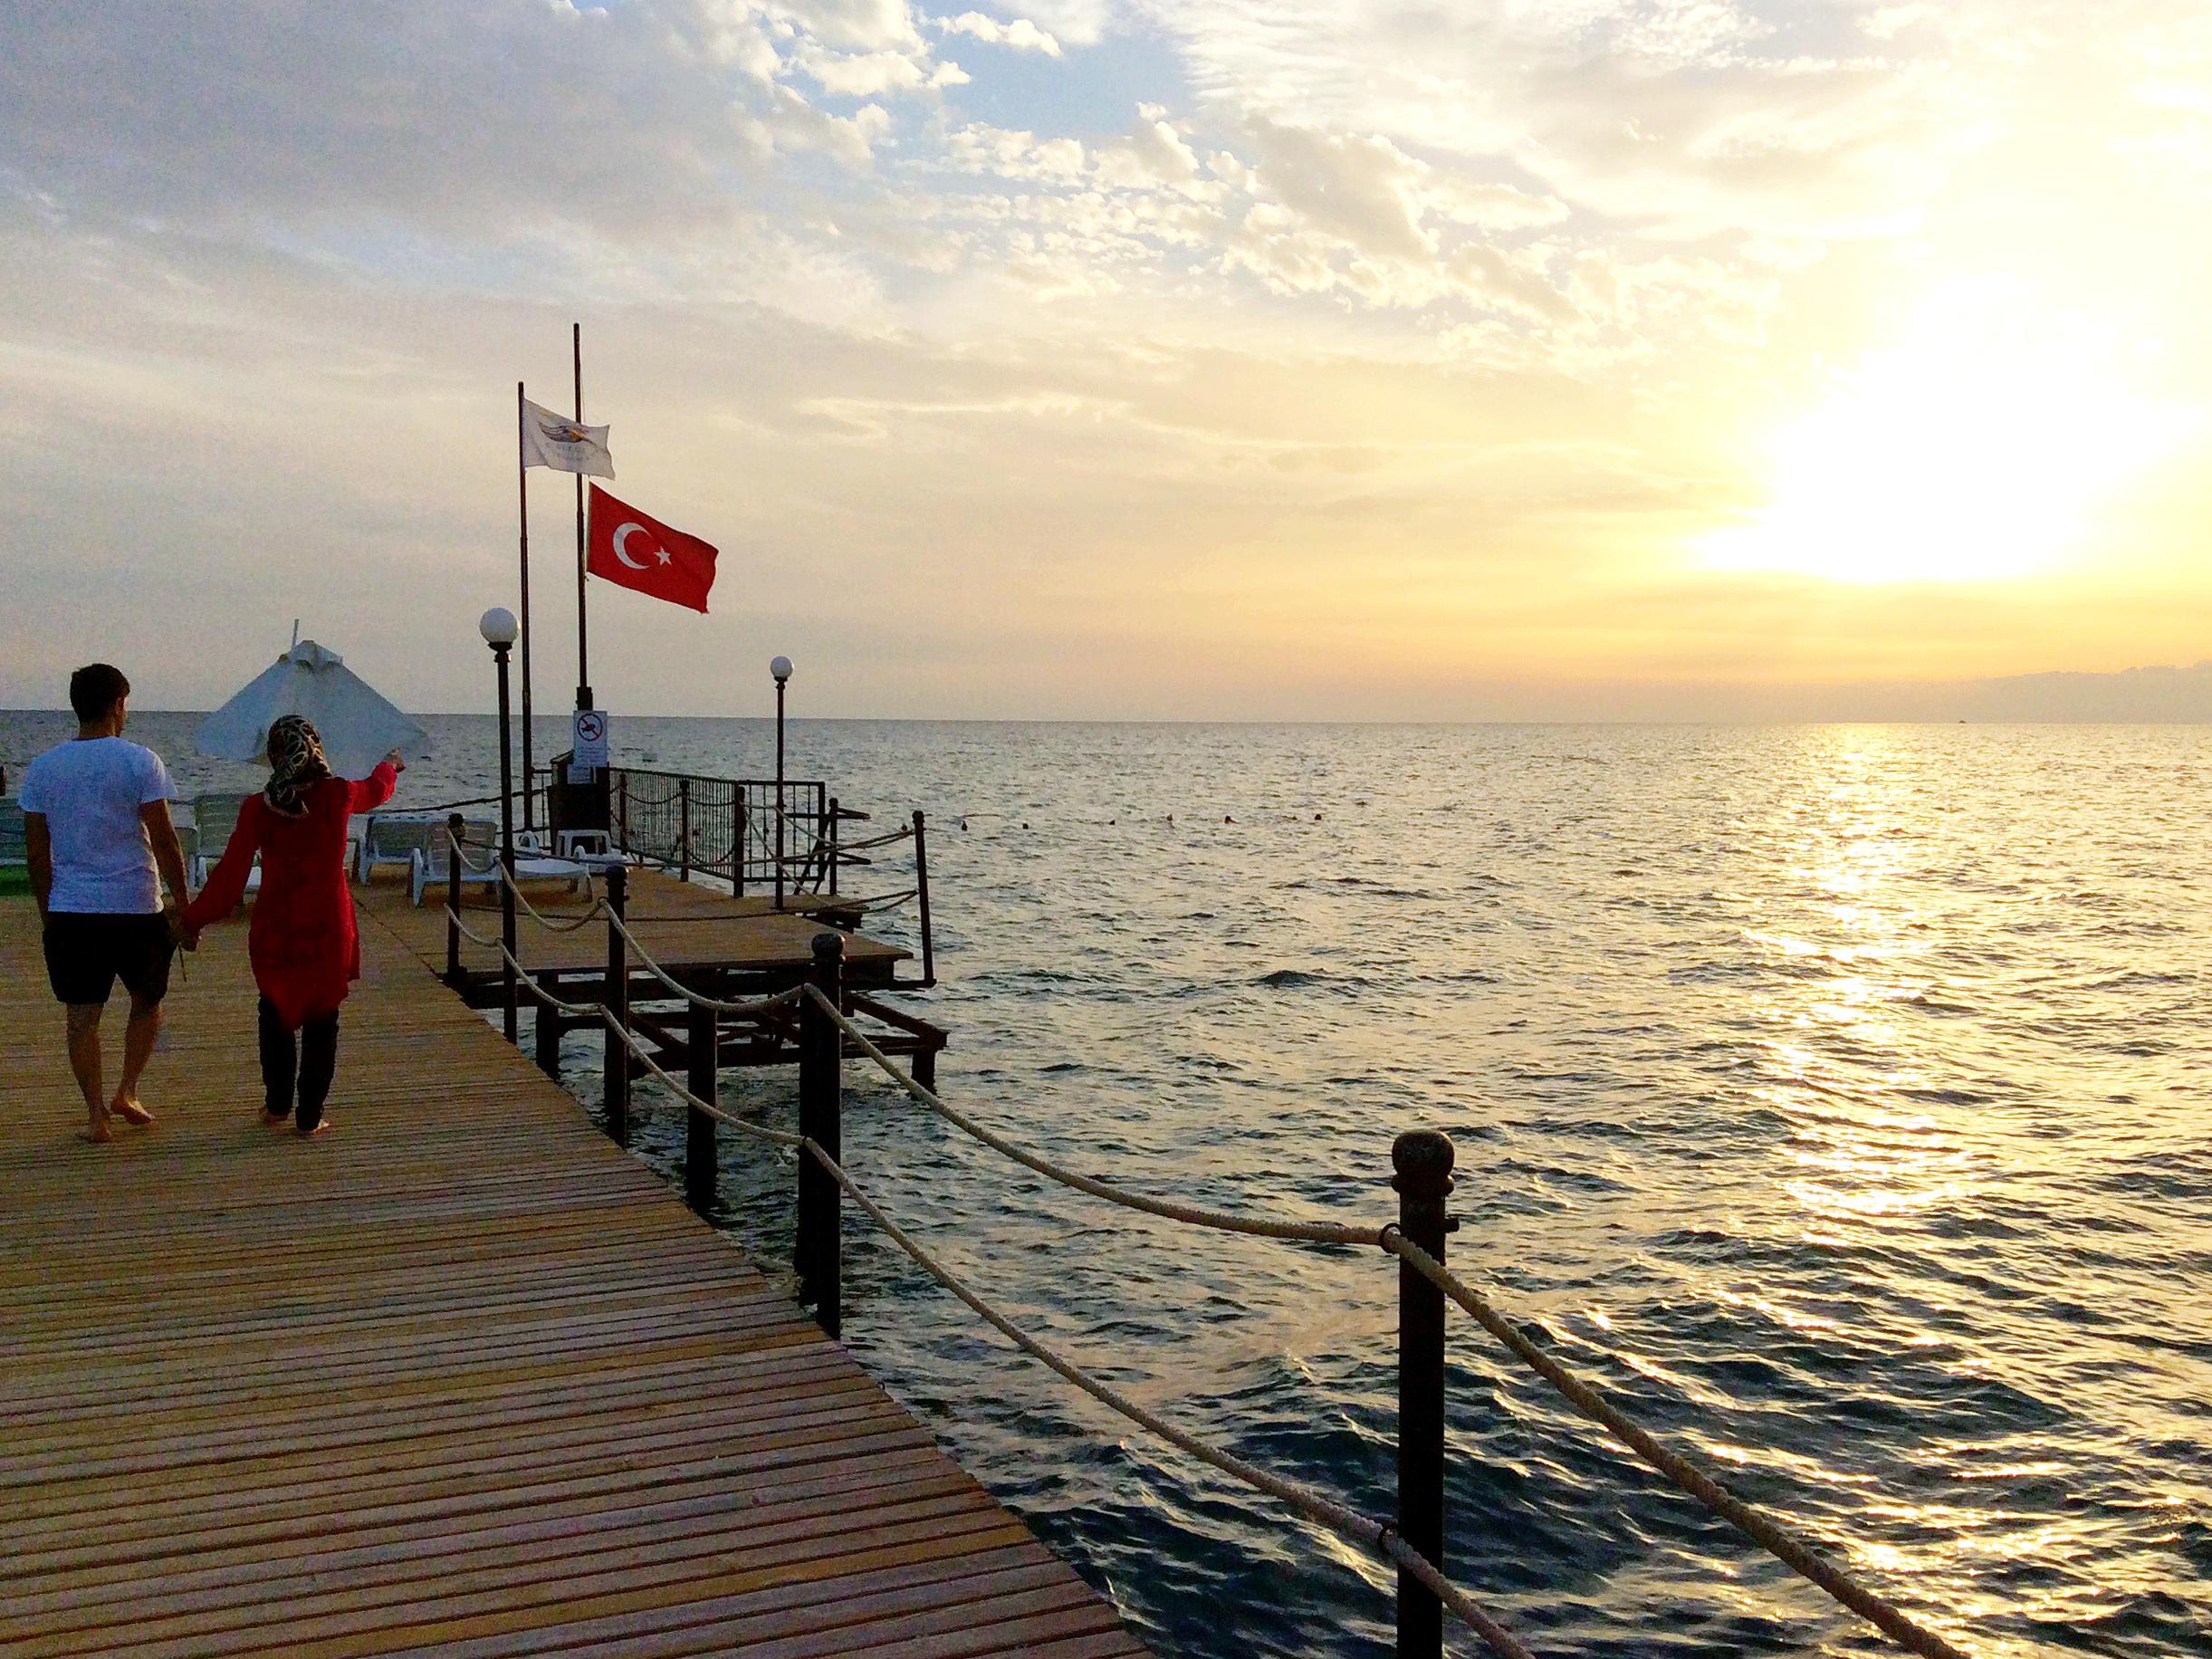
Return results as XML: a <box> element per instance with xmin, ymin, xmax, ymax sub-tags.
<box><xmin>463</xmin><ymin>843</ymin><xmax>1977</xmax><ymax>1659</ymax></box>
<box><xmin>600</xmin><ymin>768</ymin><xmax>825</xmax><ymax>894</ymax></box>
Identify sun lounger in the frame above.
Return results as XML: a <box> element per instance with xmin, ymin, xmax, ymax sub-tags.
<box><xmin>408</xmin><ymin>824</ymin><xmax>585</xmax><ymax>906</ymax></box>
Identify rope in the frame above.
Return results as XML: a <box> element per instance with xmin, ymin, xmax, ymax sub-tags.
<box><xmin>482</xmin><ymin>932</ymin><xmax>801</xmax><ymax>1147</ymax></box>
<box><xmin>445</xmin><ymin>905</ymin><xmax>500</xmax><ymax>948</ymax></box>
<box><xmin>448</xmin><ymin>839</ymin><xmax>802</xmax><ymax>1018</ymax></box>
<box><xmin>604</xmin><ymin>1013</ymin><xmax>804</xmax><ymax>1147</ymax></box>
<box><xmin>838</xmin><ymin>887</ymin><xmax>917</xmax><ymax>915</ymax></box>
<box><xmin>802</xmin><ymin>985</ymin><xmax>1384</xmax><ymax>1249</ymax></box>
<box><xmin>1384</xmin><ymin>1235</ymin><xmax>1971</xmax><ymax>1659</ymax></box>
<box><xmin>445</xmin><ymin>829</ymin><xmax>607</xmax><ymax>934</ymax></box>
<box><xmin>602</xmin><ymin>906</ymin><xmax>810</xmax><ymax>1016</ymax></box>
<box><xmin>802</xmin><ymin>1140</ymin><xmax>1532</xmax><ymax>1659</ymax></box>
<box><xmin>833</xmin><ymin>825</ymin><xmax>915</xmax><ymax>853</ymax></box>
<box><xmin>1382</xmin><ymin>1533</ymin><xmax>1533</xmax><ymax>1659</ymax></box>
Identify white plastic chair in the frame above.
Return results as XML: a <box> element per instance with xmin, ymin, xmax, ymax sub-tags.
<box><xmin>187</xmin><ymin>792</ymin><xmax>254</xmax><ymax>888</ymax></box>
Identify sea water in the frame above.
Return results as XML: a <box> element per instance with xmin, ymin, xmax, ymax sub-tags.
<box><xmin>6</xmin><ymin>713</ymin><xmax>2207</xmax><ymax>1656</ymax></box>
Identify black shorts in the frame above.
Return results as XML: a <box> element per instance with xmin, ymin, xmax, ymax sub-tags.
<box><xmin>42</xmin><ymin>913</ymin><xmax>175</xmax><ymax>1008</ymax></box>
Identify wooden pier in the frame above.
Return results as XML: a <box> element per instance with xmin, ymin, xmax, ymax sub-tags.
<box><xmin>0</xmin><ymin>895</ymin><xmax>1144</xmax><ymax>1657</ymax></box>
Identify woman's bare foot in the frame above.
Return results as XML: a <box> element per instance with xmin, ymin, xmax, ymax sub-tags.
<box><xmin>110</xmin><ymin>1097</ymin><xmax>155</xmax><ymax>1127</ymax></box>
<box><xmin>261</xmin><ymin>1109</ymin><xmax>292</xmax><ymax>1127</ymax></box>
<box><xmin>299</xmin><ymin>1118</ymin><xmax>333</xmax><ymax>1137</ymax></box>
<box><xmin>81</xmin><ymin>1114</ymin><xmax>113</xmax><ymax>1144</ymax></box>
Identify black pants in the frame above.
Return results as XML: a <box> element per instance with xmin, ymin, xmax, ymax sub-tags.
<box><xmin>257</xmin><ymin>998</ymin><xmax>339</xmax><ymax>1130</ymax></box>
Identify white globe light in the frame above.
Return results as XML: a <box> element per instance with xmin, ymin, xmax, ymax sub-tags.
<box><xmin>479</xmin><ymin>607</ymin><xmax>520</xmax><ymax>647</ymax></box>
<box><xmin>771</xmin><ymin>655</ymin><xmax>793</xmax><ymax>683</ymax></box>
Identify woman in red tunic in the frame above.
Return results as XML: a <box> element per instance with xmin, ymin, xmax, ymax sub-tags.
<box><xmin>183</xmin><ymin>716</ymin><xmax>401</xmax><ymax>1136</ymax></box>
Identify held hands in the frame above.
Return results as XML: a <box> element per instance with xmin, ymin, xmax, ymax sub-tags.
<box><xmin>166</xmin><ymin>908</ymin><xmax>199</xmax><ymax>953</ymax></box>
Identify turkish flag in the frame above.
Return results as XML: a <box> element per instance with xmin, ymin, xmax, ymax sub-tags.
<box><xmin>587</xmin><ymin>485</ymin><xmax>718</xmax><ymax>613</ymax></box>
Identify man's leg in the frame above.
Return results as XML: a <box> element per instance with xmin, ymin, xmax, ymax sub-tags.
<box><xmin>109</xmin><ymin>916</ymin><xmax>173</xmax><ymax>1125</ymax></box>
<box><xmin>64</xmin><ymin>1004</ymin><xmax>109</xmax><ymax>1140</ymax></box>
<box><xmin>110</xmin><ymin>993</ymin><xmax>161</xmax><ymax>1125</ymax></box>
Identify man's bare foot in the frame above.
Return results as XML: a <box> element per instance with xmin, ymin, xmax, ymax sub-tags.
<box><xmin>80</xmin><ymin>1116</ymin><xmax>113</xmax><ymax>1144</ymax></box>
<box><xmin>261</xmin><ymin>1109</ymin><xmax>292</xmax><ymax>1127</ymax></box>
<box><xmin>110</xmin><ymin>1098</ymin><xmax>155</xmax><ymax>1127</ymax></box>
<box><xmin>299</xmin><ymin>1118</ymin><xmax>333</xmax><ymax>1137</ymax></box>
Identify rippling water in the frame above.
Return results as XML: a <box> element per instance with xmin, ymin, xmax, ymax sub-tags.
<box><xmin>8</xmin><ymin>714</ymin><xmax>2208</xmax><ymax>1656</ymax></box>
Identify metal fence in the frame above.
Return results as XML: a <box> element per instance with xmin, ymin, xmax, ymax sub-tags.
<box><xmin>606</xmin><ymin>768</ymin><xmax>830</xmax><ymax>893</ymax></box>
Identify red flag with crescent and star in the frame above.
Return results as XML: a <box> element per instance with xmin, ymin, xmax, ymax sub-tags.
<box><xmin>586</xmin><ymin>484</ymin><xmax>718</xmax><ymax>613</ymax></box>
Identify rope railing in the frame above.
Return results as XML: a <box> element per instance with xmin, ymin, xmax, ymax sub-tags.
<box><xmin>456</xmin><ymin>831</ymin><xmax>805</xmax><ymax>1020</ymax></box>
<box><xmin>600</xmin><ymin>905</ymin><xmax>809</xmax><ymax>1017</ymax></box>
<box><xmin>835</xmin><ymin>887</ymin><xmax>918</xmax><ymax>916</ymax></box>
<box><xmin>802</xmin><ymin>983</ymin><xmax>1970</xmax><ymax>1659</ymax></box>
<box><xmin>1382</xmin><ymin>1234</ymin><xmax>1969</xmax><ymax>1659</ymax></box>
<box><xmin>450</xmin><ymin>826</ymin><xmax>1968</xmax><ymax>1659</ymax></box>
<box><xmin>809</xmin><ymin>1138</ymin><xmax>1536</xmax><ymax>1659</ymax></box>
<box><xmin>805</xmin><ymin>984</ymin><xmax>1386</xmax><ymax>1247</ymax></box>
<box><xmin>477</xmin><ymin>932</ymin><xmax>1535</xmax><ymax>1659</ymax></box>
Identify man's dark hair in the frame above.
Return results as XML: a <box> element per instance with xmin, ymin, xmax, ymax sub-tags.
<box><xmin>68</xmin><ymin>663</ymin><xmax>131</xmax><ymax>723</ymax></box>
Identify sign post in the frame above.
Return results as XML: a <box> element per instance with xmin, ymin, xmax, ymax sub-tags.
<box><xmin>570</xmin><ymin>708</ymin><xmax>609</xmax><ymax>784</ymax></box>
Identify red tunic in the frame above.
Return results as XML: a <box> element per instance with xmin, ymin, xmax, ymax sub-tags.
<box><xmin>185</xmin><ymin>764</ymin><xmax>397</xmax><ymax>1028</ymax></box>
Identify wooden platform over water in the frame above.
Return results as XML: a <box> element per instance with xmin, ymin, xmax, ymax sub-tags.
<box><xmin>0</xmin><ymin>897</ymin><xmax>1143</xmax><ymax>1657</ymax></box>
<box><xmin>363</xmin><ymin>868</ymin><xmax>913</xmax><ymax>992</ymax></box>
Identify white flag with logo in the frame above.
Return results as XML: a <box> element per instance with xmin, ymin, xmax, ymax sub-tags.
<box><xmin>520</xmin><ymin>396</ymin><xmax>614</xmax><ymax>478</ymax></box>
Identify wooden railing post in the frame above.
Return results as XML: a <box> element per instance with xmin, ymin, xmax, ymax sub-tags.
<box><xmin>685</xmin><ymin>998</ymin><xmax>717</xmax><ymax>1215</ymax></box>
<box><xmin>797</xmin><ymin>931</ymin><xmax>845</xmax><ymax>1336</ymax></box>
<box><xmin>499</xmin><ymin>855</ymin><xmax>519</xmax><ymax>1048</ymax></box>
<box><xmin>1393</xmin><ymin>1130</ymin><xmax>1455</xmax><ymax>1659</ymax></box>
<box><xmin>444</xmin><ymin>812</ymin><xmax>464</xmax><ymax>985</ymax></box>
<box><xmin>533</xmin><ymin>974</ymin><xmax>560</xmax><ymax>1077</ymax></box>
<box><xmin>617</xmin><ymin>772</ymin><xmax>629</xmax><ymax>858</ymax></box>
<box><xmin>678</xmin><ymin>778</ymin><xmax>692</xmax><ymax>883</ymax></box>
<box><xmin>602</xmin><ymin>863</ymin><xmax>628</xmax><ymax>1146</ymax></box>
<box><xmin>913</xmin><ymin>809</ymin><xmax>934</xmax><ymax>989</ymax></box>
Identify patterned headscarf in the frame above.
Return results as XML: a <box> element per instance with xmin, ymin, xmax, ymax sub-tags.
<box><xmin>263</xmin><ymin>714</ymin><xmax>333</xmax><ymax>818</ymax></box>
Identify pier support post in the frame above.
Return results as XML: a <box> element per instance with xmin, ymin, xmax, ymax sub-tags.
<box><xmin>685</xmin><ymin>999</ymin><xmax>717</xmax><ymax>1216</ymax></box>
<box><xmin>533</xmin><ymin>975</ymin><xmax>560</xmax><ymax>1078</ymax></box>
<box><xmin>444</xmin><ymin>813</ymin><xmax>465</xmax><ymax>985</ymax></box>
<box><xmin>798</xmin><ymin>930</ymin><xmax>845</xmax><ymax>1336</ymax></box>
<box><xmin>827</xmin><ymin>797</ymin><xmax>839</xmax><ymax>896</ymax></box>
<box><xmin>602</xmin><ymin>864</ymin><xmax>629</xmax><ymax>1146</ymax></box>
<box><xmin>1393</xmin><ymin>1130</ymin><xmax>1454</xmax><ymax>1659</ymax></box>
<box><xmin>912</xmin><ymin>810</ymin><xmax>934</xmax><ymax>989</ymax></box>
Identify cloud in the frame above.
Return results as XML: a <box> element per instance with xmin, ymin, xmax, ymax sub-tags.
<box><xmin>937</xmin><ymin>11</ymin><xmax>1063</xmax><ymax>54</ymax></box>
<box><xmin>4</xmin><ymin>1</ymin><xmax>2211</xmax><ymax>719</ymax></box>
<box><xmin>1242</xmin><ymin>119</ymin><xmax>1433</xmax><ymax>261</ymax></box>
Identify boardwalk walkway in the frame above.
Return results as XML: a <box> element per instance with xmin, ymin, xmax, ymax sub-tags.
<box><xmin>0</xmin><ymin>897</ymin><xmax>1145</xmax><ymax>1658</ymax></box>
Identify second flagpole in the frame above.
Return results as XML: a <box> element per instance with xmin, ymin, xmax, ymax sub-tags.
<box><xmin>514</xmin><ymin>379</ymin><xmax>536</xmax><ymax>830</ymax></box>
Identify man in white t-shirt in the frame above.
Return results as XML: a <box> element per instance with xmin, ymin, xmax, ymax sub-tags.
<box><xmin>19</xmin><ymin>663</ymin><xmax>194</xmax><ymax>1144</ymax></box>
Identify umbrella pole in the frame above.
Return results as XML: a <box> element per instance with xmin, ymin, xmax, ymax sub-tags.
<box><xmin>573</xmin><ymin>321</ymin><xmax>592</xmax><ymax>714</ymax></box>
<box><xmin>515</xmin><ymin>380</ymin><xmax>536</xmax><ymax>831</ymax></box>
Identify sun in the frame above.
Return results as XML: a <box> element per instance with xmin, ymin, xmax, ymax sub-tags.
<box><xmin>1703</xmin><ymin>284</ymin><xmax>2179</xmax><ymax>583</ymax></box>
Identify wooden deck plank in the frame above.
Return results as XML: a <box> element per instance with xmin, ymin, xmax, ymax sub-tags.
<box><xmin>0</xmin><ymin>897</ymin><xmax>1140</xmax><ymax>1656</ymax></box>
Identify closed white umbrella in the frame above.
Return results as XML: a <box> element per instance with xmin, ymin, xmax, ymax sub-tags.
<box><xmin>196</xmin><ymin>628</ymin><xmax>432</xmax><ymax>780</ymax></box>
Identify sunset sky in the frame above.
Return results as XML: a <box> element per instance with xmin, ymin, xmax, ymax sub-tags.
<box><xmin>2</xmin><ymin>1</ymin><xmax>2206</xmax><ymax>718</ymax></box>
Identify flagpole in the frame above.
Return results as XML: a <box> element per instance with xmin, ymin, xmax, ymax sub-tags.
<box><xmin>573</xmin><ymin>321</ymin><xmax>592</xmax><ymax>713</ymax></box>
<box><xmin>515</xmin><ymin>380</ymin><xmax>536</xmax><ymax>831</ymax></box>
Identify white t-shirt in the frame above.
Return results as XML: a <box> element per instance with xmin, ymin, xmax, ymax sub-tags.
<box><xmin>17</xmin><ymin>737</ymin><xmax>177</xmax><ymax>915</ymax></box>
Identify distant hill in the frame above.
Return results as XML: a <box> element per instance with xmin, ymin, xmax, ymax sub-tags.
<box><xmin>1953</xmin><ymin>661</ymin><xmax>2212</xmax><ymax>722</ymax></box>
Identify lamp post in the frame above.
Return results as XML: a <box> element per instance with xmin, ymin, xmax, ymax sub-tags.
<box><xmin>771</xmin><ymin>656</ymin><xmax>792</xmax><ymax>912</ymax></box>
<box><xmin>482</xmin><ymin>607</ymin><xmax>522</xmax><ymax>1044</ymax></box>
